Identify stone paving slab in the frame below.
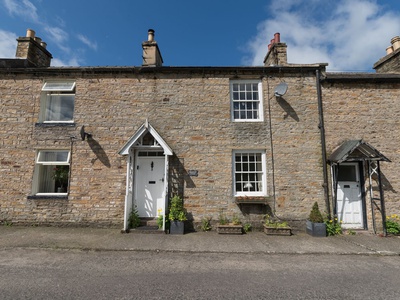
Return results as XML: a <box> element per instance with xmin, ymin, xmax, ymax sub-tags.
<box><xmin>0</xmin><ymin>226</ymin><xmax>399</xmax><ymax>256</ymax></box>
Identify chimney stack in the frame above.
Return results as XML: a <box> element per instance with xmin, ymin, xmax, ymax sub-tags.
<box><xmin>264</xmin><ymin>32</ymin><xmax>287</xmax><ymax>66</ymax></box>
<box><xmin>142</xmin><ymin>29</ymin><xmax>163</xmax><ymax>67</ymax></box>
<box><xmin>373</xmin><ymin>35</ymin><xmax>400</xmax><ymax>73</ymax></box>
<box><xmin>15</xmin><ymin>29</ymin><xmax>52</xmax><ymax>67</ymax></box>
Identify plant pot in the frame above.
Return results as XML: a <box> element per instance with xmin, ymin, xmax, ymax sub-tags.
<box><xmin>306</xmin><ymin>220</ymin><xmax>326</xmax><ymax>237</ymax></box>
<box><xmin>170</xmin><ymin>220</ymin><xmax>185</xmax><ymax>235</ymax></box>
<box><xmin>217</xmin><ymin>224</ymin><xmax>243</xmax><ymax>235</ymax></box>
<box><xmin>264</xmin><ymin>225</ymin><xmax>292</xmax><ymax>236</ymax></box>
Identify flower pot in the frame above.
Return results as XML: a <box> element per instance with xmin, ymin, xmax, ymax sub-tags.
<box><xmin>306</xmin><ymin>220</ymin><xmax>327</xmax><ymax>237</ymax></box>
<box><xmin>170</xmin><ymin>220</ymin><xmax>185</xmax><ymax>235</ymax></box>
<box><xmin>217</xmin><ymin>224</ymin><xmax>243</xmax><ymax>235</ymax></box>
<box><xmin>264</xmin><ymin>225</ymin><xmax>292</xmax><ymax>236</ymax></box>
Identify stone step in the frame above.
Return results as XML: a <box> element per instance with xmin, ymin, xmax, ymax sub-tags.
<box><xmin>139</xmin><ymin>217</ymin><xmax>158</xmax><ymax>227</ymax></box>
<box><xmin>131</xmin><ymin>226</ymin><xmax>164</xmax><ymax>234</ymax></box>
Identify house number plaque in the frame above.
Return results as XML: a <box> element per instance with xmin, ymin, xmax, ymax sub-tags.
<box><xmin>188</xmin><ymin>170</ymin><xmax>198</xmax><ymax>177</ymax></box>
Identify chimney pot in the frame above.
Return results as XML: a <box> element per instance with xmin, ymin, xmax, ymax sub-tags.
<box><xmin>148</xmin><ymin>29</ymin><xmax>155</xmax><ymax>42</ymax></box>
<box><xmin>34</xmin><ymin>37</ymin><xmax>42</xmax><ymax>44</ymax></box>
<box><xmin>40</xmin><ymin>41</ymin><xmax>47</xmax><ymax>49</ymax></box>
<box><xmin>391</xmin><ymin>36</ymin><xmax>400</xmax><ymax>51</ymax></box>
<box><xmin>274</xmin><ymin>32</ymin><xmax>280</xmax><ymax>43</ymax></box>
<box><xmin>26</xmin><ymin>29</ymin><xmax>35</xmax><ymax>38</ymax></box>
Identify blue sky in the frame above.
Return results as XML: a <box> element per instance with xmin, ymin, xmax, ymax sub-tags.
<box><xmin>1</xmin><ymin>0</ymin><xmax>400</xmax><ymax>71</ymax></box>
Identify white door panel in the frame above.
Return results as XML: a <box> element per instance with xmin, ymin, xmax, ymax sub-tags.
<box><xmin>135</xmin><ymin>155</ymin><xmax>164</xmax><ymax>217</ymax></box>
<box><xmin>337</xmin><ymin>163</ymin><xmax>363</xmax><ymax>229</ymax></box>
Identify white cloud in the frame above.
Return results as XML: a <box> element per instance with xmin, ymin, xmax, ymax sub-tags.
<box><xmin>1</xmin><ymin>0</ymin><xmax>84</xmax><ymax>66</ymax></box>
<box><xmin>243</xmin><ymin>0</ymin><xmax>400</xmax><ymax>71</ymax></box>
<box><xmin>77</xmin><ymin>34</ymin><xmax>98</xmax><ymax>51</ymax></box>
<box><xmin>0</xmin><ymin>29</ymin><xmax>17</xmax><ymax>57</ymax></box>
<box><xmin>3</xmin><ymin>0</ymin><xmax>40</xmax><ymax>23</ymax></box>
<box><xmin>51</xmin><ymin>57</ymin><xmax>81</xmax><ymax>67</ymax></box>
<box><xmin>44</xmin><ymin>26</ymin><xmax>70</xmax><ymax>53</ymax></box>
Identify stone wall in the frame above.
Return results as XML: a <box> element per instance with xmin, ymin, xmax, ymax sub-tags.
<box><xmin>0</xmin><ymin>68</ymin><xmax>328</xmax><ymax>227</ymax></box>
<box><xmin>322</xmin><ymin>80</ymin><xmax>400</xmax><ymax>230</ymax></box>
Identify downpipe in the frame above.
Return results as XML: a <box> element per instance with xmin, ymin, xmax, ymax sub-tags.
<box><xmin>316</xmin><ymin>69</ymin><xmax>331</xmax><ymax>217</ymax></box>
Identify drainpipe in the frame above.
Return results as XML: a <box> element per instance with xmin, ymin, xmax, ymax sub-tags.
<box><xmin>316</xmin><ymin>69</ymin><xmax>331</xmax><ymax>217</ymax></box>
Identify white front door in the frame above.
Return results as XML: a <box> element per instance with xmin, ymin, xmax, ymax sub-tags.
<box><xmin>337</xmin><ymin>163</ymin><xmax>363</xmax><ymax>229</ymax></box>
<box><xmin>135</xmin><ymin>152</ymin><xmax>165</xmax><ymax>217</ymax></box>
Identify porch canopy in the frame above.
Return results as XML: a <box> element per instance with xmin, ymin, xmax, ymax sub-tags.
<box><xmin>328</xmin><ymin>139</ymin><xmax>390</xmax><ymax>234</ymax></box>
<box><xmin>327</xmin><ymin>139</ymin><xmax>390</xmax><ymax>164</ymax></box>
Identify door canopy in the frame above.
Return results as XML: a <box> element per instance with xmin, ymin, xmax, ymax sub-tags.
<box><xmin>328</xmin><ymin>140</ymin><xmax>390</xmax><ymax>165</ymax></box>
<box><xmin>118</xmin><ymin>121</ymin><xmax>173</xmax><ymax>156</ymax></box>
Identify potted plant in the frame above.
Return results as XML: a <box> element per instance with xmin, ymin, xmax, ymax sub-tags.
<box><xmin>216</xmin><ymin>212</ymin><xmax>243</xmax><ymax>234</ymax></box>
<box><xmin>168</xmin><ymin>195</ymin><xmax>187</xmax><ymax>234</ymax></box>
<box><xmin>52</xmin><ymin>165</ymin><xmax>69</xmax><ymax>193</ymax></box>
<box><xmin>306</xmin><ymin>202</ymin><xmax>327</xmax><ymax>237</ymax></box>
<box><xmin>264</xmin><ymin>214</ymin><xmax>292</xmax><ymax>236</ymax></box>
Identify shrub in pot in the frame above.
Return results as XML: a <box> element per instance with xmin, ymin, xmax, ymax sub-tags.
<box><xmin>306</xmin><ymin>202</ymin><xmax>326</xmax><ymax>237</ymax></box>
<box><xmin>168</xmin><ymin>195</ymin><xmax>187</xmax><ymax>234</ymax></box>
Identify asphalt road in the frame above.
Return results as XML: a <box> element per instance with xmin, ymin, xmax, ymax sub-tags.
<box><xmin>1</xmin><ymin>248</ymin><xmax>399</xmax><ymax>299</ymax></box>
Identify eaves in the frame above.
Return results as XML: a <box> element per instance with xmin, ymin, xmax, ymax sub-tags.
<box><xmin>321</xmin><ymin>72</ymin><xmax>400</xmax><ymax>83</ymax></box>
<box><xmin>0</xmin><ymin>64</ymin><xmax>327</xmax><ymax>78</ymax></box>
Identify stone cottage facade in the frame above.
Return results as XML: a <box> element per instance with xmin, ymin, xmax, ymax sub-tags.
<box><xmin>0</xmin><ymin>29</ymin><xmax>398</xmax><ymax>233</ymax></box>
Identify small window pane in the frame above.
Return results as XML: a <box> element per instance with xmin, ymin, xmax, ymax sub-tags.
<box><xmin>338</xmin><ymin>165</ymin><xmax>357</xmax><ymax>181</ymax></box>
<box><xmin>45</xmin><ymin>94</ymin><xmax>75</xmax><ymax>121</ymax></box>
<box><xmin>42</xmin><ymin>82</ymin><xmax>76</xmax><ymax>91</ymax></box>
<box><xmin>38</xmin><ymin>151</ymin><xmax>69</xmax><ymax>163</ymax></box>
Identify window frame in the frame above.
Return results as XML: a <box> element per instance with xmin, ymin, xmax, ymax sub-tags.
<box><xmin>39</xmin><ymin>81</ymin><xmax>76</xmax><ymax>123</ymax></box>
<box><xmin>230</xmin><ymin>80</ymin><xmax>264</xmax><ymax>122</ymax></box>
<box><xmin>233</xmin><ymin>150</ymin><xmax>267</xmax><ymax>197</ymax></box>
<box><xmin>32</xmin><ymin>150</ymin><xmax>71</xmax><ymax>196</ymax></box>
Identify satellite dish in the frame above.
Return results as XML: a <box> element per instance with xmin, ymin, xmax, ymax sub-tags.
<box><xmin>274</xmin><ymin>82</ymin><xmax>288</xmax><ymax>97</ymax></box>
<box><xmin>80</xmin><ymin>126</ymin><xmax>92</xmax><ymax>141</ymax></box>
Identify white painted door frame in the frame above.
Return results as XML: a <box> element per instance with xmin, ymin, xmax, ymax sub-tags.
<box><xmin>123</xmin><ymin>149</ymin><xmax>170</xmax><ymax>231</ymax></box>
<box><xmin>119</xmin><ymin>122</ymin><xmax>173</xmax><ymax>232</ymax></box>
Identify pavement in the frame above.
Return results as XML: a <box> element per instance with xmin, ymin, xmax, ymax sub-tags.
<box><xmin>0</xmin><ymin>226</ymin><xmax>399</xmax><ymax>256</ymax></box>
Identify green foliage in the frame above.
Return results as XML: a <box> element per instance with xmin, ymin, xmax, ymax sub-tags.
<box><xmin>386</xmin><ymin>214</ymin><xmax>400</xmax><ymax>235</ymax></box>
<box><xmin>128</xmin><ymin>207</ymin><xmax>141</xmax><ymax>229</ymax></box>
<box><xmin>309</xmin><ymin>202</ymin><xmax>324</xmax><ymax>223</ymax></box>
<box><xmin>52</xmin><ymin>165</ymin><xmax>69</xmax><ymax>187</ymax></box>
<box><xmin>264</xmin><ymin>214</ymin><xmax>290</xmax><ymax>228</ymax></box>
<box><xmin>2</xmin><ymin>220</ymin><xmax>13</xmax><ymax>227</ymax></box>
<box><xmin>218</xmin><ymin>210</ymin><xmax>229</xmax><ymax>225</ymax></box>
<box><xmin>157</xmin><ymin>215</ymin><xmax>164</xmax><ymax>229</ymax></box>
<box><xmin>168</xmin><ymin>195</ymin><xmax>187</xmax><ymax>221</ymax></box>
<box><xmin>347</xmin><ymin>229</ymin><xmax>356</xmax><ymax>235</ymax></box>
<box><xmin>243</xmin><ymin>223</ymin><xmax>252</xmax><ymax>233</ymax></box>
<box><xmin>201</xmin><ymin>217</ymin><xmax>212</xmax><ymax>231</ymax></box>
<box><xmin>232</xmin><ymin>214</ymin><xmax>241</xmax><ymax>225</ymax></box>
<box><xmin>325</xmin><ymin>217</ymin><xmax>342</xmax><ymax>236</ymax></box>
